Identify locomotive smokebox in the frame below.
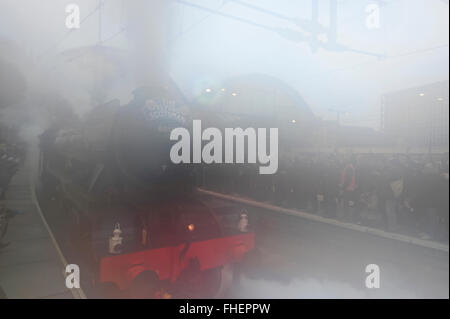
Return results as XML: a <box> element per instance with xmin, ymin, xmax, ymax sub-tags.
<box><xmin>110</xmin><ymin>86</ymin><xmax>192</xmax><ymax>190</ymax></box>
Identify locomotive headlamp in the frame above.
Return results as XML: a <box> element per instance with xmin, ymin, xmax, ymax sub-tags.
<box><xmin>238</xmin><ymin>210</ymin><xmax>249</xmax><ymax>233</ymax></box>
<box><xmin>109</xmin><ymin>223</ymin><xmax>123</xmax><ymax>254</ymax></box>
<box><xmin>187</xmin><ymin>224</ymin><xmax>195</xmax><ymax>232</ymax></box>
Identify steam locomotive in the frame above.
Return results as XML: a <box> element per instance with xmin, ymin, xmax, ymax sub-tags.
<box><xmin>38</xmin><ymin>86</ymin><xmax>254</xmax><ymax>298</ymax></box>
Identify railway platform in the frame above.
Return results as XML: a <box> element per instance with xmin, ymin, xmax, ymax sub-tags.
<box><xmin>0</xmin><ymin>154</ymin><xmax>85</xmax><ymax>299</ymax></box>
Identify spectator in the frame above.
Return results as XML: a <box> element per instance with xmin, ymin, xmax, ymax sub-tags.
<box><xmin>339</xmin><ymin>158</ymin><xmax>358</xmax><ymax>222</ymax></box>
<box><xmin>199</xmin><ymin>151</ymin><xmax>449</xmax><ymax>243</ymax></box>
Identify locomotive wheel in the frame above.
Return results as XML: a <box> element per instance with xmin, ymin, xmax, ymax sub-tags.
<box><xmin>242</xmin><ymin>248</ymin><xmax>262</xmax><ymax>269</ymax></box>
<box><xmin>175</xmin><ymin>263</ymin><xmax>235</xmax><ymax>298</ymax></box>
<box><xmin>98</xmin><ymin>282</ymin><xmax>123</xmax><ymax>299</ymax></box>
<box><xmin>129</xmin><ymin>271</ymin><xmax>162</xmax><ymax>299</ymax></box>
<box><xmin>236</xmin><ymin>248</ymin><xmax>263</xmax><ymax>281</ymax></box>
<box><xmin>212</xmin><ymin>263</ymin><xmax>234</xmax><ymax>298</ymax></box>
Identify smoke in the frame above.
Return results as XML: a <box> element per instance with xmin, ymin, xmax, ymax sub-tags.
<box><xmin>126</xmin><ymin>0</ymin><xmax>172</xmax><ymax>88</ymax></box>
<box><xmin>232</xmin><ymin>275</ymin><xmax>418</xmax><ymax>299</ymax></box>
<box><xmin>0</xmin><ymin>0</ymin><xmax>174</xmax><ymax>143</ymax></box>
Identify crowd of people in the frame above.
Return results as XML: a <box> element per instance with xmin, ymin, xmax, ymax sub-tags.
<box><xmin>202</xmin><ymin>152</ymin><xmax>449</xmax><ymax>242</ymax></box>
